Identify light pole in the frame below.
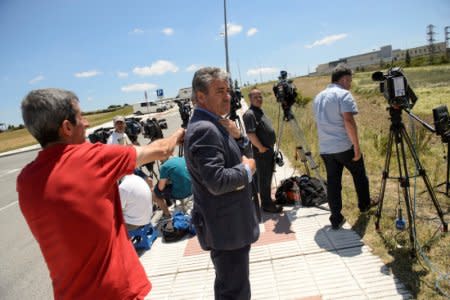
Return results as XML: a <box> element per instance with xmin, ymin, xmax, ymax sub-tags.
<box><xmin>223</xmin><ymin>0</ymin><xmax>230</xmax><ymax>74</ymax></box>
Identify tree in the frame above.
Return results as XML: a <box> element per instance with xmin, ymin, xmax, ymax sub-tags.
<box><xmin>405</xmin><ymin>50</ymin><xmax>411</xmax><ymax>67</ymax></box>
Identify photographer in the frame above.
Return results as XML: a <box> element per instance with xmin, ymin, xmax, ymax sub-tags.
<box><xmin>313</xmin><ymin>64</ymin><xmax>376</xmax><ymax>230</ymax></box>
<box><xmin>107</xmin><ymin>115</ymin><xmax>134</xmax><ymax>145</ymax></box>
<box><xmin>243</xmin><ymin>88</ymin><xmax>282</xmax><ymax>213</ymax></box>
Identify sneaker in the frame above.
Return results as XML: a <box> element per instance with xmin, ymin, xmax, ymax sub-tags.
<box><xmin>262</xmin><ymin>204</ymin><xmax>283</xmax><ymax>213</ymax></box>
<box><xmin>331</xmin><ymin>217</ymin><xmax>346</xmax><ymax>230</ymax></box>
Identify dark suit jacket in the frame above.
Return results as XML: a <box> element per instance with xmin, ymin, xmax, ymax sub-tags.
<box><xmin>184</xmin><ymin>108</ymin><xmax>260</xmax><ymax>251</ymax></box>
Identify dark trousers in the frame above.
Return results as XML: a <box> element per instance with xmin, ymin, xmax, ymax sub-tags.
<box><xmin>254</xmin><ymin>149</ymin><xmax>274</xmax><ymax>208</ymax></box>
<box><xmin>321</xmin><ymin>148</ymin><xmax>370</xmax><ymax>226</ymax></box>
<box><xmin>210</xmin><ymin>245</ymin><xmax>251</xmax><ymax>300</ymax></box>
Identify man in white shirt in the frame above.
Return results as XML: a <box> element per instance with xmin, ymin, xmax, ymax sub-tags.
<box><xmin>119</xmin><ymin>174</ymin><xmax>153</xmax><ymax>230</ymax></box>
<box><xmin>107</xmin><ymin>115</ymin><xmax>133</xmax><ymax>145</ymax></box>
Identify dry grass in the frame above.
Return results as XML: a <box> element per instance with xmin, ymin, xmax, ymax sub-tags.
<box><xmin>243</xmin><ymin>65</ymin><xmax>450</xmax><ymax>299</ymax></box>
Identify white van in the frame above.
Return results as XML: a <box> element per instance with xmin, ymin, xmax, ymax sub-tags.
<box><xmin>133</xmin><ymin>101</ymin><xmax>161</xmax><ymax>115</ymax></box>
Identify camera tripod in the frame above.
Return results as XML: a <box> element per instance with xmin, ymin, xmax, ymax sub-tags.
<box><xmin>275</xmin><ymin>108</ymin><xmax>327</xmax><ymax>191</ymax></box>
<box><xmin>375</xmin><ymin>107</ymin><xmax>448</xmax><ymax>256</ymax></box>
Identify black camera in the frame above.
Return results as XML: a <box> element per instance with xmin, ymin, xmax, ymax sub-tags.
<box><xmin>125</xmin><ymin>117</ymin><xmax>143</xmax><ymax>144</ymax></box>
<box><xmin>433</xmin><ymin>105</ymin><xmax>450</xmax><ymax>143</ymax></box>
<box><xmin>273</xmin><ymin>70</ymin><xmax>297</xmax><ymax>121</ymax></box>
<box><xmin>274</xmin><ymin>150</ymin><xmax>284</xmax><ymax>167</ymax></box>
<box><xmin>143</xmin><ymin>118</ymin><xmax>164</xmax><ymax>141</ymax></box>
<box><xmin>228</xmin><ymin>81</ymin><xmax>242</xmax><ymax>121</ymax></box>
<box><xmin>372</xmin><ymin>67</ymin><xmax>417</xmax><ymax>109</ymax></box>
<box><xmin>178</xmin><ymin>100</ymin><xmax>192</xmax><ymax>128</ymax></box>
<box><xmin>88</xmin><ymin>127</ymin><xmax>113</xmax><ymax>144</ymax></box>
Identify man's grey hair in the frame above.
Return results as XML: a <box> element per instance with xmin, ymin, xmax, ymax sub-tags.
<box><xmin>331</xmin><ymin>63</ymin><xmax>353</xmax><ymax>83</ymax></box>
<box><xmin>191</xmin><ymin>67</ymin><xmax>229</xmax><ymax>102</ymax></box>
<box><xmin>21</xmin><ymin>88</ymin><xmax>79</xmax><ymax>147</ymax></box>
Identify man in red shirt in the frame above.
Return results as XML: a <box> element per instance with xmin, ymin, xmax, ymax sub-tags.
<box><xmin>17</xmin><ymin>88</ymin><xmax>184</xmax><ymax>300</ymax></box>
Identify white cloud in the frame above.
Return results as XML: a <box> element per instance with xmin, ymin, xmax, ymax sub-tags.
<box><xmin>117</xmin><ymin>71</ymin><xmax>128</xmax><ymax>78</ymax></box>
<box><xmin>74</xmin><ymin>70</ymin><xmax>102</xmax><ymax>78</ymax></box>
<box><xmin>29</xmin><ymin>75</ymin><xmax>44</xmax><ymax>84</ymax></box>
<box><xmin>185</xmin><ymin>64</ymin><xmax>202</xmax><ymax>72</ymax></box>
<box><xmin>305</xmin><ymin>33</ymin><xmax>348</xmax><ymax>49</ymax></box>
<box><xmin>133</xmin><ymin>60</ymin><xmax>179</xmax><ymax>76</ymax></box>
<box><xmin>247</xmin><ymin>28</ymin><xmax>258</xmax><ymax>37</ymax></box>
<box><xmin>130</xmin><ymin>28</ymin><xmax>145</xmax><ymax>34</ymax></box>
<box><xmin>221</xmin><ymin>23</ymin><xmax>243</xmax><ymax>37</ymax></box>
<box><xmin>162</xmin><ymin>28</ymin><xmax>174</xmax><ymax>36</ymax></box>
<box><xmin>247</xmin><ymin>67</ymin><xmax>278</xmax><ymax>76</ymax></box>
<box><xmin>121</xmin><ymin>83</ymin><xmax>157</xmax><ymax>92</ymax></box>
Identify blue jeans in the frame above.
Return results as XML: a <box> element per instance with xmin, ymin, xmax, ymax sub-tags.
<box><xmin>321</xmin><ymin>147</ymin><xmax>370</xmax><ymax>226</ymax></box>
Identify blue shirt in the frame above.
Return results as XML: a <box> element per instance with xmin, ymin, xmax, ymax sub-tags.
<box><xmin>159</xmin><ymin>157</ymin><xmax>192</xmax><ymax>199</ymax></box>
<box><xmin>313</xmin><ymin>83</ymin><xmax>358</xmax><ymax>154</ymax></box>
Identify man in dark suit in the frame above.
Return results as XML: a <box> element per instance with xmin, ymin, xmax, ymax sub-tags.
<box><xmin>184</xmin><ymin>67</ymin><xmax>259</xmax><ymax>300</ymax></box>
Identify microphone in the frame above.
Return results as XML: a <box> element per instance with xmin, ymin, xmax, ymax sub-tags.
<box><xmin>371</xmin><ymin>71</ymin><xmax>385</xmax><ymax>82</ymax></box>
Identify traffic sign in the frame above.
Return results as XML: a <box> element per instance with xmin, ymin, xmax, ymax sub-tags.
<box><xmin>156</xmin><ymin>89</ymin><xmax>164</xmax><ymax>97</ymax></box>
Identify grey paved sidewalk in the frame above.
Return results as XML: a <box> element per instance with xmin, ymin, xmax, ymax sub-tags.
<box><xmin>141</xmin><ymin>203</ymin><xmax>411</xmax><ymax>300</ymax></box>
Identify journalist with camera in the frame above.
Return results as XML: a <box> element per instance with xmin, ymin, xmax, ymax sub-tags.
<box><xmin>273</xmin><ymin>70</ymin><xmax>297</xmax><ymax>121</ymax></box>
<box><xmin>243</xmin><ymin>88</ymin><xmax>283</xmax><ymax>213</ymax></box>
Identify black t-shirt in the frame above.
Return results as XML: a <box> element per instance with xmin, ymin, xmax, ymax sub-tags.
<box><xmin>243</xmin><ymin>105</ymin><xmax>276</xmax><ymax>152</ymax></box>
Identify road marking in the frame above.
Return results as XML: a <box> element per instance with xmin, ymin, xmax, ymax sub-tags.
<box><xmin>0</xmin><ymin>201</ymin><xmax>18</xmax><ymax>212</ymax></box>
<box><xmin>0</xmin><ymin>168</ymin><xmax>21</xmax><ymax>178</ymax></box>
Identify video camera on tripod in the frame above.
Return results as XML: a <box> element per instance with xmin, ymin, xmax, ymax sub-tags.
<box><xmin>372</xmin><ymin>67</ymin><xmax>418</xmax><ymax>109</ymax></box>
<box><xmin>273</xmin><ymin>70</ymin><xmax>297</xmax><ymax>121</ymax></box>
<box><xmin>228</xmin><ymin>80</ymin><xmax>242</xmax><ymax>121</ymax></box>
<box><xmin>177</xmin><ymin>100</ymin><xmax>192</xmax><ymax>129</ymax></box>
<box><xmin>433</xmin><ymin>105</ymin><xmax>450</xmax><ymax>143</ymax></box>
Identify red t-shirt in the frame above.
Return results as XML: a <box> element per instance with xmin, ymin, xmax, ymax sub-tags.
<box><xmin>17</xmin><ymin>142</ymin><xmax>151</xmax><ymax>299</ymax></box>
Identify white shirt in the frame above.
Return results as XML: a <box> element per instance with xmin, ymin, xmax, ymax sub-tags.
<box><xmin>119</xmin><ymin>175</ymin><xmax>152</xmax><ymax>226</ymax></box>
<box><xmin>107</xmin><ymin>131</ymin><xmax>133</xmax><ymax>145</ymax></box>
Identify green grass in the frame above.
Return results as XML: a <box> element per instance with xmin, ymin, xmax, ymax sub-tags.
<box><xmin>0</xmin><ymin>106</ymin><xmax>132</xmax><ymax>153</ymax></box>
<box><xmin>243</xmin><ymin>64</ymin><xmax>450</xmax><ymax>299</ymax></box>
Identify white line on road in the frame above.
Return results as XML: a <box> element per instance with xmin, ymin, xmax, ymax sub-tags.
<box><xmin>0</xmin><ymin>200</ymin><xmax>18</xmax><ymax>212</ymax></box>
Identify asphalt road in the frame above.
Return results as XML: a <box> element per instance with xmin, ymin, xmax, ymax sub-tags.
<box><xmin>0</xmin><ymin>108</ymin><xmax>182</xmax><ymax>299</ymax></box>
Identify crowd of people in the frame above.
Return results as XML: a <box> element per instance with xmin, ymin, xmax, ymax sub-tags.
<box><xmin>17</xmin><ymin>63</ymin><xmax>377</xmax><ymax>299</ymax></box>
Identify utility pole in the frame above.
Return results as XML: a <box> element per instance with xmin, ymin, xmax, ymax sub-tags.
<box><xmin>427</xmin><ymin>24</ymin><xmax>436</xmax><ymax>64</ymax></box>
<box><xmin>445</xmin><ymin>26</ymin><xmax>450</xmax><ymax>59</ymax></box>
<box><xmin>223</xmin><ymin>0</ymin><xmax>230</xmax><ymax>74</ymax></box>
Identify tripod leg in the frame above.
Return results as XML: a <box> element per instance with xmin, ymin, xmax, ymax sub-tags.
<box><xmin>396</xmin><ymin>132</ymin><xmax>417</xmax><ymax>256</ymax></box>
<box><xmin>288</xmin><ymin>117</ymin><xmax>326</xmax><ymax>191</ymax></box>
<box><xmin>401</xmin><ymin>127</ymin><xmax>448</xmax><ymax>233</ymax></box>
<box><xmin>375</xmin><ymin>129</ymin><xmax>395</xmax><ymax>231</ymax></box>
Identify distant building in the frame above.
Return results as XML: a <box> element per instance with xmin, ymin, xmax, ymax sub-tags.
<box><xmin>315</xmin><ymin>42</ymin><xmax>448</xmax><ymax>75</ymax></box>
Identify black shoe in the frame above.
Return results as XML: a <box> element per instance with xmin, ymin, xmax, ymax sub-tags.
<box><xmin>360</xmin><ymin>197</ymin><xmax>379</xmax><ymax>214</ymax></box>
<box><xmin>331</xmin><ymin>217</ymin><xmax>346</xmax><ymax>230</ymax></box>
<box><xmin>262</xmin><ymin>204</ymin><xmax>283</xmax><ymax>213</ymax></box>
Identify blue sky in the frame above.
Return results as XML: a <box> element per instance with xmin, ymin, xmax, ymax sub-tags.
<box><xmin>1</xmin><ymin>0</ymin><xmax>449</xmax><ymax>126</ymax></box>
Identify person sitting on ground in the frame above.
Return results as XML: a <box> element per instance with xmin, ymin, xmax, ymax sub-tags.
<box><xmin>107</xmin><ymin>115</ymin><xmax>133</xmax><ymax>145</ymax></box>
<box><xmin>153</xmin><ymin>156</ymin><xmax>192</xmax><ymax>219</ymax></box>
<box><xmin>119</xmin><ymin>174</ymin><xmax>153</xmax><ymax>231</ymax></box>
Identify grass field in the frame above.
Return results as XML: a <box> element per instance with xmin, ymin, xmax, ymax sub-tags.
<box><xmin>243</xmin><ymin>64</ymin><xmax>450</xmax><ymax>299</ymax></box>
<box><xmin>0</xmin><ymin>106</ymin><xmax>132</xmax><ymax>153</ymax></box>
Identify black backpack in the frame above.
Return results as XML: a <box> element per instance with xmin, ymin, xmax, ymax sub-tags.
<box><xmin>275</xmin><ymin>177</ymin><xmax>300</xmax><ymax>206</ymax></box>
<box><xmin>275</xmin><ymin>175</ymin><xmax>327</xmax><ymax>207</ymax></box>
<box><xmin>296</xmin><ymin>175</ymin><xmax>327</xmax><ymax>207</ymax></box>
